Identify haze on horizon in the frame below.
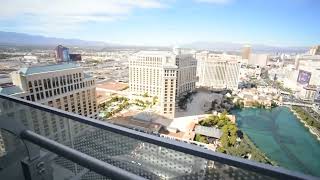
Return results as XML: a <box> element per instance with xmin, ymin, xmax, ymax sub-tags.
<box><xmin>0</xmin><ymin>0</ymin><xmax>319</xmax><ymax>47</ymax></box>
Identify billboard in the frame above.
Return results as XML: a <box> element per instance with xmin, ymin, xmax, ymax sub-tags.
<box><xmin>297</xmin><ymin>70</ymin><xmax>311</xmax><ymax>85</ymax></box>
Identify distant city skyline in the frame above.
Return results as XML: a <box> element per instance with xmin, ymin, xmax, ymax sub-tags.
<box><xmin>0</xmin><ymin>0</ymin><xmax>319</xmax><ymax>46</ymax></box>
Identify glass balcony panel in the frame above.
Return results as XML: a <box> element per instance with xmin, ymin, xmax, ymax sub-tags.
<box><xmin>0</xmin><ymin>130</ymin><xmax>28</xmax><ymax>180</ymax></box>
<box><xmin>0</xmin><ymin>96</ymin><xmax>309</xmax><ymax>179</ymax></box>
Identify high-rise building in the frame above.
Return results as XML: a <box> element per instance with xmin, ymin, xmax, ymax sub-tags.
<box><xmin>248</xmin><ymin>54</ymin><xmax>269</xmax><ymax>67</ymax></box>
<box><xmin>294</xmin><ymin>54</ymin><xmax>320</xmax><ymax>70</ymax></box>
<box><xmin>309</xmin><ymin>45</ymin><xmax>320</xmax><ymax>55</ymax></box>
<box><xmin>195</xmin><ymin>51</ymin><xmax>241</xmax><ymax>90</ymax></box>
<box><xmin>241</xmin><ymin>45</ymin><xmax>251</xmax><ymax>60</ymax></box>
<box><xmin>55</xmin><ymin>45</ymin><xmax>70</xmax><ymax>62</ymax></box>
<box><xmin>0</xmin><ymin>63</ymin><xmax>98</xmax><ymax>142</ymax></box>
<box><xmin>129</xmin><ymin>48</ymin><xmax>197</xmax><ymax>118</ymax></box>
<box><xmin>69</xmin><ymin>54</ymin><xmax>82</xmax><ymax>61</ymax></box>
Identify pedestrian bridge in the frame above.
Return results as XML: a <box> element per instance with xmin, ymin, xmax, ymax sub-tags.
<box><xmin>282</xmin><ymin>102</ymin><xmax>314</xmax><ymax>108</ymax></box>
<box><xmin>280</xmin><ymin>91</ymin><xmax>291</xmax><ymax>95</ymax></box>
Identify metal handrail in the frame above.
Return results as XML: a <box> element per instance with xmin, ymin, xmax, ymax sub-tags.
<box><xmin>0</xmin><ymin>94</ymin><xmax>317</xmax><ymax>180</ymax></box>
<box><xmin>21</xmin><ymin>130</ymin><xmax>146</xmax><ymax>180</ymax></box>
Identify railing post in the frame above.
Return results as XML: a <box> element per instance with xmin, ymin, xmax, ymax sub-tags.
<box><xmin>0</xmin><ymin>117</ymin><xmax>52</xmax><ymax>180</ymax></box>
<box><xmin>21</xmin><ymin>151</ymin><xmax>53</xmax><ymax>180</ymax></box>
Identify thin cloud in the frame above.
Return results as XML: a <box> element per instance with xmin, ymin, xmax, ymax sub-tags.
<box><xmin>0</xmin><ymin>0</ymin><xmax>166</xmax><ymax>17</ymax></box>
<box><xmin>0</xmin><ymin>0</ymin><xmax>167</xmax><ymax>32</ymax></box>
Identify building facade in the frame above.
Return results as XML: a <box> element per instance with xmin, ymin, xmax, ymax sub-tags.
<box><xmin>0</xmin><ymin>63</ymin><xmax>97</xmax><ymax>144</ymax></box>
<box><xmin>248</xmin><ymin>54</ymin><xmax>269</xmax><ymax>67</ymax></box>
<box><xmin>241</xmin><ymin>45</ymin><xmax>251</xmax><ymax>60</ymax></box>
<box><xmin>300</xmin><ymin>85</ymin><xmax>317</xmax><ymax>101</ymax></box>
<box><xmin>195</xmin><ymin>51</ymin><xmax>241</xmax><ymax>90</ymax></box>
<box><xmin>129</xmin><ymin>49</ymin><xmax>197</xmax><ymax>118</ymax></box>
<box><xmin>55</xmin><ymin>45</ymin><xmax>70</xmax><ymax>62</ymax></box>
<box><xmin>309</xmin><ymin>45</ymin><xmax>320</xmax><ymax>55</ymax></box>
<box><xmin>294</xmin><ymin>55</ymin><xmax>320</xmax><ymax>86</ymax></box>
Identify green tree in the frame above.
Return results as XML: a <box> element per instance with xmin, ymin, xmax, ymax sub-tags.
<box><xmin>199</xmin><ymin>136</ymin><xmax>208</xmax><ymax>143</ymax></box>
<box><xmin>217</xmin><ymin>146</ymin><xmax>226</xmax><ymax>153</ymax></box>
<box><xmin>220</xmin><ymin>134</ymin><xmax>229</xmax><ymax>147</ymax></box>
<box><xmin>152</xmin><ymin>96</ymin><xmax>158</xmax><ymax>105</ymax></box>
<box><xmin>195</xmin><ymin>134</ymin><xmax>208</xmax><ymax>144</ymax></box>
<box><xmin>217</xmin><ymin>116</ymin><xmax>229</xmax><ymax>128</ymax></box>
<box><xmin>229</xmin><ymin>135</ymin><xmax>237</xmax><ymax>146</ymax></box>
<box><xmin>195</xmin><ymin>134</ymin><xmax>201</xmax><ymax>141</ymax></box>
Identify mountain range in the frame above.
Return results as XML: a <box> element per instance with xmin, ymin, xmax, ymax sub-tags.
<box><xmin>182</xmin><ymin>41</ymin><xmax>309</xmax><ymax>53</ymax></box>
<box><xmin>0</xmin><ymin>31</ymin><xmax>310</xmax><ymax>53</ymax></box>
<box><xmin>0</xmin><ymin>31</ymin><xmax>108</xmax><ymax>47</ymax></box>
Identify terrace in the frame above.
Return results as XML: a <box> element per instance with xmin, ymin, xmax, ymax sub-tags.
<box><xmin>0</xmin><ymin>93</ymin><xmax>317</xmax><ymax>180</ymax></box>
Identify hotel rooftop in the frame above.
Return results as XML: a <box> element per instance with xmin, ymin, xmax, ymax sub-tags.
<box><xmin>18</xmin><ymin>63</ymin><xmax>80</xmax><ymax>75</ymax></box>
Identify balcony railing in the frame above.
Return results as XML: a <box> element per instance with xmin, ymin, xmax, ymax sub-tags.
<box><xmin>0</xmin><ymin>93</ymin><xmax>317</xmax><ymax>180</ymax></box>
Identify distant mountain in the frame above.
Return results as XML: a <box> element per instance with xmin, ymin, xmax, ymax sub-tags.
<box><xmin>0</xmin><ymin>31</ymin><xmax>108</xmax><ymax>47</ymax></box>
<box><xmin>0</xmin><ymin>31</ymin><xmax>311</xmax><ymax>53</ymax></box>
<box><xmin>182</xmin><ymin>41</ymin><xmax>309</xmax><ymax>54</ymax></box>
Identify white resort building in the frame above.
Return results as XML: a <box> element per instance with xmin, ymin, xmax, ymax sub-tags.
<box><xmin>195</xmin><ymin>51</ymin><xmax>241</xmax><ymax>90</ymax></box>
<box><xmin>129</xmin><ymin>48</ymin><xmax>197</xmax><ymax>118</ymax></box>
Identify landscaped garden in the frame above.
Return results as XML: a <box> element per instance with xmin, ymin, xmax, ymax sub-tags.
<box><xmin>98</xmin><ymin>95</ymin><xmax>158</xmax><ymax>118</ymax></box>
<box><xmin>195</xmin><ymin>112</ymin><xmax>275</xmax><ymax>165</ymax></box>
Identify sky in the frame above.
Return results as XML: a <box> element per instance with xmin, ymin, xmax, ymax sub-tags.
<box><xmin>0</xmin><ymin>0</ymin><xmax>319</xmax><ymax>46</ymax></box>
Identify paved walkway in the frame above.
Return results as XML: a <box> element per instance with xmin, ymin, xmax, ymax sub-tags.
<box><xmin>176</xmin><ymin>91</ymin><xmax>222</xmax><ymax>117</ymax></box>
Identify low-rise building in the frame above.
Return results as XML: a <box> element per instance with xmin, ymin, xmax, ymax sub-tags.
<box><xmin>194</xmin><ymin>125</ymin><xmax>223</xmax><ymax>139</ymax></box>
<box><xmin>238</xmin><ymin>87</ymin><xmax>278</xmax><ymax>108</ymax></box>
<box><xmin>300</xmin><ymin>85</ymin><xmax>317</xmax><ymax>101</ymax></box>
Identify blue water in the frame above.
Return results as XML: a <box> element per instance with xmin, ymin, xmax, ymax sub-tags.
<box><xmin>232</xmin><ymin>107</ymin><xmax>320</xmax><ymax>177</ymax></box>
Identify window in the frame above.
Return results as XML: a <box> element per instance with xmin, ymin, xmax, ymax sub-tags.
<box><xmin>30</xmin><ymin>95</ymin><xmax>35</xmax><ymax>101</ymax></box>
<box><xmin>55</xmin><ymin>77</ymin><xmax>59</xmax><ymax>87</ymax></box>
<box><xmin>47</xmin><ymin>78</ymin><xmax>51</xmax><ymax>88</ymax></box>
<box><xmin>44</xmin><ymin>79</ymin><xmax>47</xmax><ymax>89</ymax></box>
<box><xmin>28</xmin><ymin>81</ymin><xmax>32</xmax><ymax>88</ymax></box>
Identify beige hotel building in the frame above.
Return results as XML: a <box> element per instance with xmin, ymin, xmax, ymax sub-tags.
<box><xmin>195</xmin><ymin>51</ymin><xmax>241</xmax><ymax>90</ymax></box>
<box><xmin>129</xmin><ymin>48</ymin><xmax>197</xmax><ymax>118</ymax></box>
<box><xmin>0</xmin><ymin>63</ymin><xmax>97</xmax><ymax>145</ymax></box>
